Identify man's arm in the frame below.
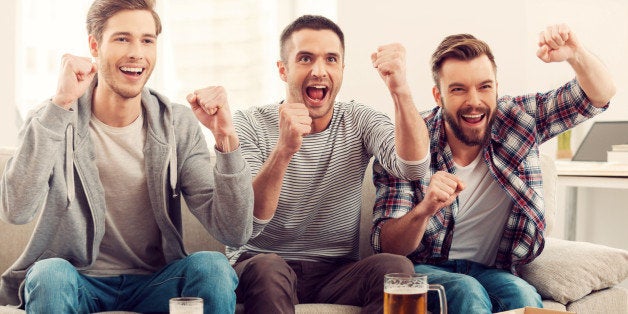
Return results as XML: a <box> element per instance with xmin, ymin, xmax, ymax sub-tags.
<box><xmin>536</xmin><ymin>24</ymin><xmax>616</xmax><ymax>108</ymax></box>
<box><xmin>1</xmin><ymin>54</ymin><xmax>96</xmax><ymax>224</ymax></box>
<box><xmin>249</xmin><ymin>103</ymin><xmax>311</xmax><ymax>220</ymax></box>
<box><xmin>186</xmin><ymin>86</ymin><xmax>254</xmax><ymax>246</ymax></box>
<box><xmin>371</xmin><ymin>43</ymin><xmax>429</xmax><ymax>162</ymax></box>
<box><xmin>372</xmin><ymin>162</ymin><xmax>464</xmax><ymax>256</ymax></box>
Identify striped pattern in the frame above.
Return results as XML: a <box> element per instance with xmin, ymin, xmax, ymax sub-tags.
<box><xmin>228</xmin><ymin>101</ymin><xmax>429</xmax><ymax>263</ymax></box>
<box><xmin>372</xmin><ymin>79</ymin><xmax>607</xmax><ymax>274</ymax></box>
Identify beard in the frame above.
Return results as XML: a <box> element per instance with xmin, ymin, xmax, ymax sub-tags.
<box><xmin>442</xmin><ymin>98</ymin><xmax>495</xmax><ymax>146</ymax></box>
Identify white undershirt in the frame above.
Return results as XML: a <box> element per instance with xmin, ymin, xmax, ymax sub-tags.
<box><xmin>85</xmin><ymin>113</ymin><xmax>166</xmax><ymax>276</ymax></box>
<box><xmin>448</xmin><ymin>153</ymin><xmax>512</xmax><ymax>266</ymax></box>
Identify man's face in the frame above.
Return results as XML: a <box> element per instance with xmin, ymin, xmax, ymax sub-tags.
<box><xmin>278</xmin><ymin>29</ymin><xmax>344</xmax><ymax>125</ymax></box>
<box><xmin>433</xmin><ymin>55</ymin><xmax>498</xmax><ymax>147</ymax></box>
<box><xmin>89</xmin><ymin>9</ymin><xmax>157</xmax><ymax>100</ymax></box>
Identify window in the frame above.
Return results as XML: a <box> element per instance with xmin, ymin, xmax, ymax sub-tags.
<box><xmin>18</xmin><ymin>0</ymin><xmax>337</xmax><ymax>117</ymax></box>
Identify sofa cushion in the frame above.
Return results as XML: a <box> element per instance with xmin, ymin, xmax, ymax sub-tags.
<box><xmin>520</xmin><ymin>237</ymin><xmax>628</xmax><ymax>304</ymax></box>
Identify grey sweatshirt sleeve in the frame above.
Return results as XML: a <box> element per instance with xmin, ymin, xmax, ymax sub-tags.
<box><xmin>176</xmin><ymin>110</ymin><xmax>254</xmax><ymax>248</ymax></box>
<box><xmin>0</xmin><ymin>101</ymin><xmax>75</xmax><ymax>224</ymax></box>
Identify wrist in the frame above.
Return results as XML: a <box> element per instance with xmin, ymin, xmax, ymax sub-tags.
<box><xmin>273</xmin><ymin>143</ymin><xmax>297</xmax><ymax>161</ymax></box>
<box><xmin>52</xmin><ymin>94</ymin><xmax>75</xmax><ymax>110</ymax></box>
<box><xmin>390</xmin><ymin>86</ymin><xmax>413</xmax><ymax>106</ymax></box>
<box><xmin>215</xmin><ymin>133</ymin><xmax>239</xmax><ymax>153</ymax></box>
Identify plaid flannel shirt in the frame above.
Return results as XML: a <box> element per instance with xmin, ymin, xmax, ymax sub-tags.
<box><xmin>372</xmin><ymin>79</ymin><xmax>607</xmax><ymax>274</ymax></box>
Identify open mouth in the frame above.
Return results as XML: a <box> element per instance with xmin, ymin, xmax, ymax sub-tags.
<box><xmin>120</xmin><ymin>66</ymin><xmax>144</xmax><ymax>76</ymax></box>
<box><xmin>461</xmin><ymin>113</ymin><xmax>485</xmax><ymax>124</ymax></box>
<box><xmin>306</xmin><ymin>85</ymin><xmax>328</xmax><ymax>102</ymax></box>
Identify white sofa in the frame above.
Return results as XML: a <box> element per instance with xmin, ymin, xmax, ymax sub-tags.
<box><xmin>0</xmin><ymin>146</ymin><xmax>626</xmax><ymax>313</ymax></box>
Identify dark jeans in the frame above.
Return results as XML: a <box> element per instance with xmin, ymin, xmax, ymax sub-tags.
<box><xmin>233</xmin><ymin>252</ymin><xmax>414</xmax><ymax>314</ymax></box>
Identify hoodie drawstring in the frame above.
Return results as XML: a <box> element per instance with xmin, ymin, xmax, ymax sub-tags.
<box><xmin>65</xmin><ymin>125</ymin><xmax>75</xmax><ymax>207</ymax></box>
<box><xmin>166</xmin><ymin>110</ymin><xmax>178</xmax><ymax>199</ymax></box>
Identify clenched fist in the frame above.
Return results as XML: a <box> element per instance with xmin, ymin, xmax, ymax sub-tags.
<box><xmin>371</xmin><ymin>43</ymin><xmax>409</xmax><ymax>95</ymax></box>
<box><xmin>52</xmin><ymin>54</ymin><xmax>97</xmax><ymax>109</ymax></box>
<box><xmin>277</xmin><ymin>102</ymin><xmax>312</xmax><ymax>156</ymax></box>
<box><xmin>418</xmin><ymin>171</ymin><xmax>465</xmax><ymax>216</ymax></box>
<box><xmin>536</xmin><ymin>24</ymin><xmax>581</xmax><ymax>63</ymax></box>
<box><xmin>187</xmin><ymin>86</ymin><xmax>238</xmax><ymax>152</ymax></box>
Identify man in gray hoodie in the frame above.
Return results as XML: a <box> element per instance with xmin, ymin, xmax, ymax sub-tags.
<box><xmin>0</xmin><ymin>0</ymin><xmax>253</xmax><ymax>313</ymax></box>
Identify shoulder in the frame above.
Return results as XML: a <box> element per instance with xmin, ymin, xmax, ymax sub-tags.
<box><xmin>234</xmin><ymin>103</ymin><xmax>280</xmax><ymax>127</ymax></box>
<box><xmin>334</xmin><ymin>100</ymin><xmax>389</xmax><ymax>123</ymax></box>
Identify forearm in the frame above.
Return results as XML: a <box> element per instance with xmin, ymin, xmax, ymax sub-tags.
<box><xmin>392</xmin><ymin>87</ymin><xmax>429</xmax><ymax>161</ymax></box>
<box><xmin>209</xmin><ymin>149</ymin><xmax>254</xmax><ymax>246</ymax></box>
<box><xmin>252</xmin><ymin>148</ymin><xmax>292</xmax><ymax>220</ymax></box>
<box><xmin>568</xmin><ymin>47</ymin><xmax>616</xmax><ymax>108</ymax></box>
<box><xmin>379</xmin><ymin>207</ymin><xmax>431</xmax><ymax>256</ymax></box>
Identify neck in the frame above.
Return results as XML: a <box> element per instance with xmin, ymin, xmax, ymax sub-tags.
<box><xmin>310</xmin><ymin>115</ymin><xmax>332</xmax><ymax>133</ymax></box>
<box><xmin>446</xmin><ymin>129</ymin><xmax>483</xmax><ymax>166</ymax></box>
<box><xmin>92</xmin><ymin>85</ymin><xmax>142</xmax><ymax>127</ymax></box>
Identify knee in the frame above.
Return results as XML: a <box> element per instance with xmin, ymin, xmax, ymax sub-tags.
<box><xmin>438</xmin><ymin>275</ymin><xmax>491</xmax><ymax>311</ymax></box>
<box><xmin>499</xmin><ymin>278</ymin><xmax>543</xmax><ymax>308</ymax></box>
<box><xmin>365</xmin><ymin>253</ymin><xmax>415</xmax><ymax>277</ymax></box>
<box><xmin>444</xmin><ymin>275</ymin><xmax>486</xmax><ymax>297</ymax></box>
<box><xmin>27</xmin><ymin>258</ymin><xmax>76</xmax><ymax>282</ymax></box>
<box><xmin>185</xmin><ymin>252</ymin><xmax>235</xmax><ymax>283</ymax></box>
<box><xmin>186</xmin><ymin>251</ymin><xmax>231</xmax><ymax>273</ymax></box>
<box><xmin>240</xmin><ymin>253</ymin><xmax>296</xmax><ymax>287</ymax></box>
<box><xmin>25</xmin><ymin>258</ymin><xmax>77</xmax><ymax>290</ymax></box>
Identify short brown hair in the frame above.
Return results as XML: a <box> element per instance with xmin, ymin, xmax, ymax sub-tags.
<box><xmin>279</xmin><ymin>15</ymin><xmax>345</xmax><ymax>62</ymax></box>
<box><xmin>430</xmin><ymin>34</ymin><xmax>496</xmax><ymax>88</ymax></box>
<box><xmin>86</xmin><ymin>0</ymin><xmax>162</xmax><ymax>42</ymax></box>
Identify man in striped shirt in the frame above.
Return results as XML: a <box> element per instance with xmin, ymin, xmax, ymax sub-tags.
<box><xmin>230</xmin><ymin>15</ymin><xmax>430</xmax><ymax>313</ymax></box>
<box><xmin>372</xmin><ymin>24</ymin><xmax>615</xmax><ymax>313</ymax></box>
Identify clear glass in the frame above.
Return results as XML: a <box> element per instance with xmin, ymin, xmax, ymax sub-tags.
<box><xmin>169</xmin><ymin>297</ymin><xmax>203</xmax><ymax>314</ymax></box>
<box><xmin>383</xmin><ymin>273</ymin><xmax>447</xmax><ymax>314</ymax></box>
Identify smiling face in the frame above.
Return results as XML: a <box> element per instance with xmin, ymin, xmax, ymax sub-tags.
<box><xmin>278</xmin><ymin>29</ymin><xmax>344</xmax><ymax>132</ymax></box>
<box><xmin>89</xmin><ymin>9</ymin><xmax>157</xmax><ymax>101</ymax></box>
<box><xmin>433</xmin><ymin>55</ymin><xmax>498</xmax><ymax>148</ymax></box>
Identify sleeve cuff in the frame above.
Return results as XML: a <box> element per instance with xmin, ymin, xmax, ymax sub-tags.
<box><xmin>213</xmin><ymin>145</ymin><xmax>247</xmax><ymax>174</ymax></box>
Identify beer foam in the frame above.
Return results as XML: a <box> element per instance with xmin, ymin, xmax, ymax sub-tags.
<box><xmin>384</xmin><ymin>286</ymin><xmax>427</xmax><ymax>294</ymax></box>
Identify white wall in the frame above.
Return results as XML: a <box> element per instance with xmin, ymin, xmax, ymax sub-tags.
<box><xmin>0</xmin><ymin>0</ymin><xmax>19</xmax><ymax>147</ymax></box>
<box><xmin>337</xmin><ymin>0</ymin><xmax>628</xmax><ymax>150</ymax></box>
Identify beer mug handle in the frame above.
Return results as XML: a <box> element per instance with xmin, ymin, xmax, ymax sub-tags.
<box><xmin>428</xmin><ymin>284</ymin><xmax>447</xmax><ymax>314</ymax></box>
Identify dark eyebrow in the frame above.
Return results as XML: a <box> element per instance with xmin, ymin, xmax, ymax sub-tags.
<box><xmin>447</xmin><ymin>79</ymin><xmax>494</xmax><ymax>89</ymax></box>
<box><xmin>110</xmin><ymin>31</ymin><xmax>157</xmax><ymax>39</ymax></box>
<box><xmin>295</xmin><ymin>50</ymin><xmax>341</xmax><ymax>58</ymax></box>
<box><xmin>447</xmin><ymin>82</ymin><xmax>466</xmax><ymax>89</ymax></box>
<box><xmin>479</xmin><ymin>79</ymin><xmax>494</xmax><ymax>85</ymax></box>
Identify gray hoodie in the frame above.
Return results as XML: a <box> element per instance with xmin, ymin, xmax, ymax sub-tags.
<box><xmin>0</xmin><ymin>81</ymin><xmax>254</xmax><ymax>306</ymax></box>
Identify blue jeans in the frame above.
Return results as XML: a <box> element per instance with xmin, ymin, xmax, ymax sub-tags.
<box><xmin>23</xmin><ymin>251</ymin><xmax>237</xmax><ymax>314</ymax></box>
<box><xmin>414</xmin><ymin>260</ymin><xmax>542</xmax><ymax>314</ymax></box>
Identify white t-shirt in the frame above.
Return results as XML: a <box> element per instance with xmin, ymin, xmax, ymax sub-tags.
<box><xmin>85</xmin><ymin>113</ymin><xmax>166</xmax><ymax>276</ymax></box>
<box><xmin>448</xmin><ymin>153</ymin><xmax>512</xmax><ymax>266</ymax></box>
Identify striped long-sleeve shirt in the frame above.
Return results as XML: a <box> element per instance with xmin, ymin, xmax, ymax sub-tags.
<box><xmin>372</xmin><ymin>79</ymin><xmax>608</xmax><ymax>275</ymax></box>
<box><xmin>228</xmin><ymin>101</ymin><xmax>429</xmax><ymax>263</ymax></box>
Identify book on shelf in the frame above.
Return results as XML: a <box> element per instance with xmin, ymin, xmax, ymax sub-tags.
<box><xmin>607</xmin><ymin>150</ymin><xmax>628</xmax><ymax>163</ymax></box>
<box><xmin>611</xmin><ymin>144</ymin><xmax>628</xmax><ymax>152</ymax></box>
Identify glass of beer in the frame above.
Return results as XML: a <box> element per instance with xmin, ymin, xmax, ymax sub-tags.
<box><xmin>384</xmin><ymin>273</ymin><xmax>447</xmax><ymax>314</ymax></box>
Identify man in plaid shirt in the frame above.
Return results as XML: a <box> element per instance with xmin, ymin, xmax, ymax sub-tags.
<box><xmin>372</xmin><ymin>24</ymin><xmax>615</xmax><ymax>313</ymax></box>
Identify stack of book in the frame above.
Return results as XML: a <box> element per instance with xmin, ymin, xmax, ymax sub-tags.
<box><xmin>607</xmin><ymin>144</ymin><xmax>628</xmax><ymax>163</ymax></box>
